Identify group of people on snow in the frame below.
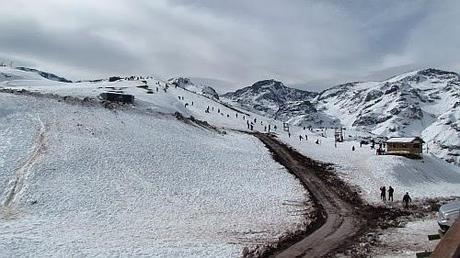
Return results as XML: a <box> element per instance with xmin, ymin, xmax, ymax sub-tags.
<box><xmin>380</xmin><ymin>186</ymin><xmax>412</xmax><ymax>208</ymax></box>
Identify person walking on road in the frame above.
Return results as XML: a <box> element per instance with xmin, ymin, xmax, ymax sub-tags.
<box><xmin>403</xmin><ymin>192</ymin><xmax>412</xmax><ymax>209</ymax></box>
<box><xmin>380</xmin><ymin>186</ymin><xmax>386</xmax><ymax>201</ymax></box>
<box><xmin>388</xmin><ymin>186</ymin><xmax>394</xmax><ymax>202</ymax></box>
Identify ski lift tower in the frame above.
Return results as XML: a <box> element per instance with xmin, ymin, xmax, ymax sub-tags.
<box><xmin>334</xmin><ymin>127</ymin><xmax>344</xmax><ymax>142</ymax></box>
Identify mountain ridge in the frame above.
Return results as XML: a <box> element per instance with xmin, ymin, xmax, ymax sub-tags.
<box><xmin>222</xmin><ymin>68</ymin><xmax>460</xmax><ymax>165</ymax></box>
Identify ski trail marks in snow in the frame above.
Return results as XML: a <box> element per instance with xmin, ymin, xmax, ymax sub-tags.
<box><xmin>1</xmin><ymin>115</ymin><xmax>47</xmax><ymax>214</ymax></box>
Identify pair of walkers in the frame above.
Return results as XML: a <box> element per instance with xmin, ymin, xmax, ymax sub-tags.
<box><xmin>380</xmin><ymin>186</ymin><xmax>394</xmax><ymax>202</ymax></box>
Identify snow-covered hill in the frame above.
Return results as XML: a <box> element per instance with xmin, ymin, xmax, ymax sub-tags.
<box><xmin>14</xmin><ymin>66</ymin><xmax>72</xmax><ymax>83</ymax></box>
<box><xmin>0</xmin><ymin>65</ymin><xmax>71</xmax><ymax>83</ymax></box>
<box><xmin>221</xmin><ymin>69</ymin><xmax>460</xmax><ymax>165</ymax></box>
<box><xmin>0</xmin><ymin>75</ymin><xmax>307</xmax><ymax>257</ymax></box>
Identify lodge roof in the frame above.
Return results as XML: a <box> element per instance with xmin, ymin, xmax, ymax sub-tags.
<box><xmin>386</xmin><ymin>137</ymin><xmax>424</xmax><ymax>143</ymax></box>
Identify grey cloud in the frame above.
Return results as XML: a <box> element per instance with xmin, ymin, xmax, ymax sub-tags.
<box><xmin>0</xmin><ymin>0</ymin><xmax>459</xmax><ymax>89</ymax></box>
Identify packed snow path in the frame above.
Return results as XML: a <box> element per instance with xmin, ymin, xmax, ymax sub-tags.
<box><xmin>1</xmin><ymin>115</ymin><xmax>46</xmax><ymax>211</ymax></box>
<box><xmin>255</xmin><ymin>133</ymin><xmax>363</xmax><ymax>258</ymax></box>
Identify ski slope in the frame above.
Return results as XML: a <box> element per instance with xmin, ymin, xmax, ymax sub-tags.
<box><xmin>0</xmin><ymin>92</ymin><xmax>308</xmax><ymax>257</ymax></box>
<box><xmin>3</xmin><ymin>65</ymin><xmax>460</xmax><ymax>205</ymax></box>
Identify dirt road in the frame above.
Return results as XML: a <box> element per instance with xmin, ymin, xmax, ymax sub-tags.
<box><xmin>254</xmin><ymin>133</ymin><xmax>365</xmax><ymax>258</ymax></box>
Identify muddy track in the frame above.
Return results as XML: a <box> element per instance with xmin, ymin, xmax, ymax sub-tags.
<box><xmin>1</xmin><ymin>115</ymin><xmax>46</xmax><ymax>210</ymax></box>
<box><xmin>254</xmin><ymin>133</ymin><xmax>366</xmax><ymax>258</ymax></box>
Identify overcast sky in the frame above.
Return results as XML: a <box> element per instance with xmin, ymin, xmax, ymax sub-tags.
<box><xmin>1</xmin><ymin>0</ymin><xmax>459</xmax><ymax>91</ymax></box>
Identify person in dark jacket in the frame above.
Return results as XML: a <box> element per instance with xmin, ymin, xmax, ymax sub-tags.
<box><xmin>403</xmin><ymin>192</ymin><xmax>412</xmax><ymax>208</ymax></box>
<box><xmin>388</xmin><ymin>186</ymin><xmax>394</xmax><ymax>202</ymax></box>
<box><xmin>380</xmin><ymin>186</ymin><xmax>386</xmax><ymax>201</ymax></box>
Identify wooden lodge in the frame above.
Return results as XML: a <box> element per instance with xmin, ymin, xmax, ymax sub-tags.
<box><xmin>385</xmin><ymin>137</ymin><xmax>424</xmax><ymax>159</ymax></box>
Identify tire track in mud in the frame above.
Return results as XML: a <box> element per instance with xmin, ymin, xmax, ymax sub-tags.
<box><xmin>1</xmin><ymin>115</ymin><xmax>47</xmax><ymax>211</ymax></box>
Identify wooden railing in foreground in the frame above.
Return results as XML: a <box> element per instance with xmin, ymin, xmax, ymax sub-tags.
<box><xmin>431</xmin><ymin>218</ymin><xmax>460</xmax><ymax>258</ymax></box>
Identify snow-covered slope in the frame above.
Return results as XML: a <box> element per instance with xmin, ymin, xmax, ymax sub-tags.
<box><xmin>14</xmin><ymin>66</ymin><xmax>72</xmax><ymax>83</ymax></box>
<box><xmin>277</xmin><ymin>125</ymin><xmax>460</xmax><ymax>204</ymax></box>
<box><xmin>0</xmin><ymin>66</ymin><xmax>71</xmax><ymax>83</ymax></box>
<box><xmin>0</xmin><ymin>92</ymin><xmax>307</xmax><ymax>257</ymax></box>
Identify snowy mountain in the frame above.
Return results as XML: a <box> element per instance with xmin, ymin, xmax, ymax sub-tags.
<box><xmin>316</xmin><ymin>68</ymin><xmax>460</xmax><ymax>164</ymax></box>
<box><xmin>222</xmin><ymin>69</ymin><xmax>460</xmax><ymax>165</ymax></box>
<box><xmin>220</xmin><ymin>79</ymin><xmax>337</xmax><ymax>126</ymax></box>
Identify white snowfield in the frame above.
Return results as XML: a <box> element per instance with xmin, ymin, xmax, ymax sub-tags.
<box><xmin>277</xmin><ymin>126</ymin><xmax>460</xmax><ymax>203</ymax></box>
<box><xmin>0</xmin><ymin>92</ymin><xmax>308</xmax><ymax>257</ymax></box>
